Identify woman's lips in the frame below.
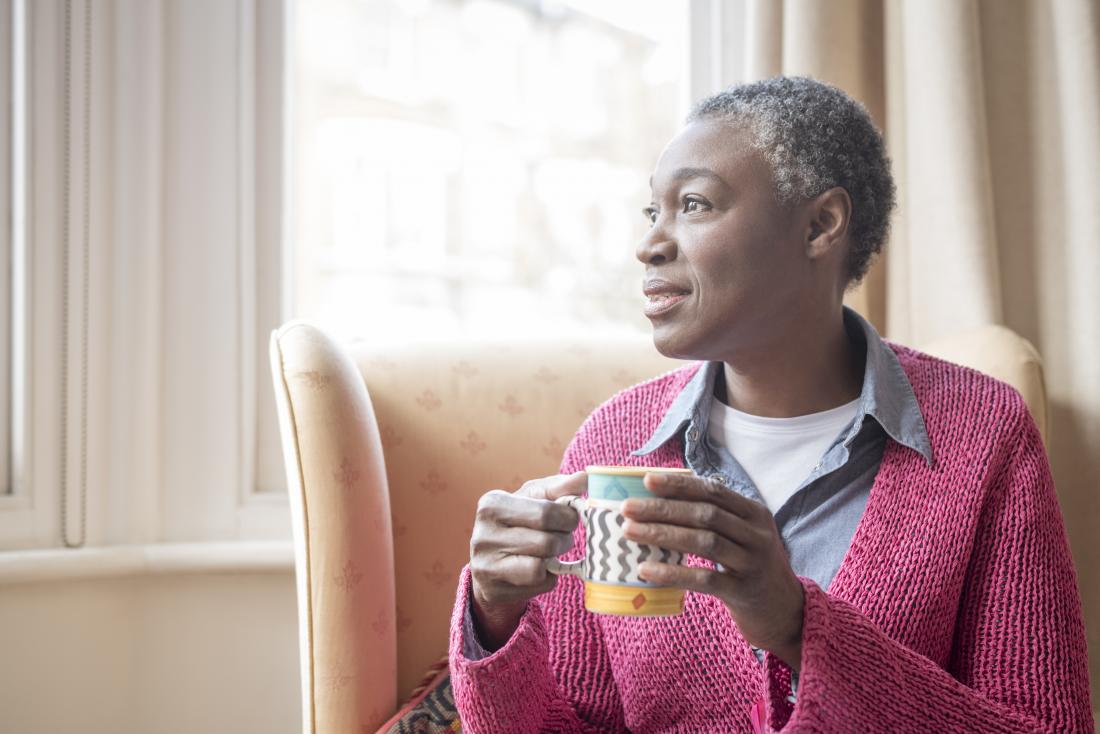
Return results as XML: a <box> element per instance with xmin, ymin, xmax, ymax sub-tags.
<box><xmin>644</xmin><ymin>292</ymin><xmax>689</xmax><ymax>317</ymax></box>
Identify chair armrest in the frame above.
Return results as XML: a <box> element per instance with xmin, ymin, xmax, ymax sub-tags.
<box><xmin>270</xmin><ymin>322</ymin><xmax>397</xmax><ymax>734</ymax></box>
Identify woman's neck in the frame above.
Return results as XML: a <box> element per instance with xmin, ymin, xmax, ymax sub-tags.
<box><xmin>718</xmin><ymin>309</ymin><xmax>864</xmax><ymax>418</ymax></box>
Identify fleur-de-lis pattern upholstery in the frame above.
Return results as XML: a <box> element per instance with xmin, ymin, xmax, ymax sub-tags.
<box><xmin>269</xmin><ymin>320</ymin><xmax>1047</xmax><ymax>734</ymax></box>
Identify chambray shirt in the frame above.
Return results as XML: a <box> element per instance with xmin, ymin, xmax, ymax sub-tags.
<box><xmin>632</xmin><ymin>307</ymin><xmax>934</xmax><ymax>594</ymax></box>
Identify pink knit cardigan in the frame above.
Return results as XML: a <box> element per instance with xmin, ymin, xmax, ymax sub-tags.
<box><xmin>448</xmin><ymin>345</ymin><xmax>1094</xmax><ymax>733</ymax></box>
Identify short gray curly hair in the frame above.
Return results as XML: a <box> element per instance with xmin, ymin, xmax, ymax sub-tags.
<box><xmin>688</xmin><ymin>76</ymin><xmax>895</xmax><ymax>286</ymax></box>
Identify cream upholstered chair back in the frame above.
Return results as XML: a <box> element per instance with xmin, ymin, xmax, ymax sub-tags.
<box><xmin>269</xmin><ymin>324</ymin><xmax>681</xmax><ymax>733</ymax></box>
<box><xmin>919</xmin><ymin>324</ymin><xmax>1048</xmax><ymax>441</ymax></box>
<box><xmin>269</xmin><ymin>321</ymin><xmax>1047</xmax><ymax>734</ymax></box>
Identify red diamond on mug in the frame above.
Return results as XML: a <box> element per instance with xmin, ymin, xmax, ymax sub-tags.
<box><xmin>632</xmin><ymin>592</ymin><xmax>647</xmax><ymax>610</ymax></box>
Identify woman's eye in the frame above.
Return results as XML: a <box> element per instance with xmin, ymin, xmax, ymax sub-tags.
<box><xmin>683</xmin><ymin>197</ymin><xmax>709</xmax><ymax>214</ymax></box>
<box><xmin>642</xmin><ymin>207</ymin><xmax>658</xmax><ymax>225</ymax></box>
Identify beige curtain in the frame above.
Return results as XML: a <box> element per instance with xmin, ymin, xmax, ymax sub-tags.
<box><xmin>737</xmin><ymin>0</ymin><xmax>1100</xmax><ymax>713</ymax></box>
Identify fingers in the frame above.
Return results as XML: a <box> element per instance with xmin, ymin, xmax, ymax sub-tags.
<box><xmin>476</xmin><ymin>489</ymin><xmax>580</xmax><ymax>533</ymax></box>
<box><xmin>471</xmin><ymin>525</ymin><xmax>575</xmax><ymax>560</ymax></box>
<box><xmin>623</xmin><ymin>519</ymin><xmax>750</xmax><ymax>572</ymax></box>
<box><xmin>518</xmin><ymin>471</ymin><xmax>587</xmax><ymax>502</ymax></box>
<box><xmin>637</xmin><ymin>561</ymin><xmax>727</xmax><ymax>597</ymax></box>
<box><xmin>620</xmin><ymin>497</ymin><xmax>761</xmax><ymax>549</ymax></box>
<box><xmin>470</xmin><ymin>555</ymin><xmax>558</xmax><ymax>605</ymax></box>
<box><xmin>643</xmin><ymin>471</ymin><xmax>763</xmax><ymax>520</ymax></box>
<box><xmin>473</xmin><ymin>554</ymin><xmax>552</xmax><ymax>587</ymax></box>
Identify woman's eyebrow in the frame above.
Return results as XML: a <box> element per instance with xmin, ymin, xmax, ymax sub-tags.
<box><xmin>650</xmin><ymin>167</ymin><xmax>729</xmax><ymax>190</ymax></box>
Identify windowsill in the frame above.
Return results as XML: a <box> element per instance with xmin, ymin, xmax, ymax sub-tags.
<box><xmin>0</xmin><ymin>541</ymin><xmax>295</xmax><ymax>585</ymax></box>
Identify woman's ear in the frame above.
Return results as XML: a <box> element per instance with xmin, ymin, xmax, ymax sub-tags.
<box><xmin>805</xmin><ymin>186</ymin><xmax>852</xmax><ymax>260</ymax></box>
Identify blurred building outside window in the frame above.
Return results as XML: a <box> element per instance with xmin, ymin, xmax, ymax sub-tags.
<box><xmin>291</xmin><ymin>0</ymin><xmax>688</xmax><ymax>344</ymax></box>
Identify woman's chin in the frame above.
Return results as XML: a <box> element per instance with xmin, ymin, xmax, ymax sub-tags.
<box><xmin>650</xmin><ymin>326</ymin><xmax>701</xmax><ymax>361</ymax></box>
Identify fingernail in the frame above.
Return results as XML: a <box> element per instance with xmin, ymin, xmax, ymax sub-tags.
<box><xmin>646</xmin><ymin>472</ymin><xmax>669</xmax><ymax>487</ymax></box>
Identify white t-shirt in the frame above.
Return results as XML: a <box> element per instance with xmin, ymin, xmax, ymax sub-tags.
<box><xmin>707</xmin><ymin>396</ymin><xmax>860</xmax><ymax>514</ymax></box>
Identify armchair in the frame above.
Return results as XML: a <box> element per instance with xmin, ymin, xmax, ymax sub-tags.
<box><xmin>269</xmin><ymin>322</ymin><xmax>1047</xmax><ymax>733</ymax></box>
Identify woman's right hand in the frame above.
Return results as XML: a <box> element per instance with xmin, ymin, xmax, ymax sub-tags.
<box><xmin>468</xmin><ymin>470</ymin><xmax>587</xmax><ymax>651</ymax></box>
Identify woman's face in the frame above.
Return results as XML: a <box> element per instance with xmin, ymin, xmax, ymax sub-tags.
<box><xmin>637</xmin><ymin>118</ymin><xmax>814</xmax><ymax>361</ymax></box>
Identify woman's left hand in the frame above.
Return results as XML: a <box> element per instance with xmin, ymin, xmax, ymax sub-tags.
<box><xmin>621</xmin><ymin>471</ymin><xmax>805</xmax><ymax>671</ymax></box>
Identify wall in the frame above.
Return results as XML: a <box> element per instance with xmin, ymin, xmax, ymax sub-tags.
<box><xmin>0</xmin><ymin>562</ymin><xmax>299</xmax><ymax>734</ymax></box>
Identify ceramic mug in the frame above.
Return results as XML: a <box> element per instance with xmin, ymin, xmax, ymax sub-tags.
<box><xmin>546</xmin><ymin>465</ymin><xmax>693</xmax><ymax>617</ymax></box>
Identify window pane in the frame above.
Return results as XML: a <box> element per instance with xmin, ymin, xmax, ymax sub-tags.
<box><xmin>291</xmin><ymin>0</ymin><xmax>687</xmax><ymax>342</ymax></box>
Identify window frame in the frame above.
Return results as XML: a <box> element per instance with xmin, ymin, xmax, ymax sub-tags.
<box><xmin>0</xmin><ymin>0</ymin><xmax>68</xmax><ymax>550</ymax></box>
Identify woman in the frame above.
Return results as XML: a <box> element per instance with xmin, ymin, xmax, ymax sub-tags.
<box><xmin>447</xmin><ymin>77</ymin><xmax>1093</xmax><ymax>733</ymax></box>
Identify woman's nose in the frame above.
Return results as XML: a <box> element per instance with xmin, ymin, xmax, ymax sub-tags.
<box><xmin>635</xmin><ymin>221</ymin><xmax>677</xmax><ymax>265</ymax></box>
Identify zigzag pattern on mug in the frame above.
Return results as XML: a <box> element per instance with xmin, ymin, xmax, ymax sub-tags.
<box><xmin>584</xmin><ymin>507</ymin><xmax>681</xmax><ymax>584</ymax></box>
<box><xmin>596</xmin><ymin>510</ymin><xmax>613</xmax><ymax>580</ymax></box>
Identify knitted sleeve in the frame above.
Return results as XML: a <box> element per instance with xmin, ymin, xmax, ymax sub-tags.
<box><xmin>762</xmin><ymin>402</ymin><xmax>1094</xmax><ymax>733</ymax></box>
<box><xmin>447</xmin><ymin>429</ymin><xmax>629</xmax><ymax>734</ymax></box>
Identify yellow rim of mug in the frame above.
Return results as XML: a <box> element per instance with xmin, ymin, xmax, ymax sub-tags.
<box><xmin>585</xmin><ymin>466</ymin><xmax>694</xmax><ymax>477</ymax></box>
<box><xmin>584</xmin><ymin>581</ymin><xmax>685</xmax><ymax>617</ymax></box>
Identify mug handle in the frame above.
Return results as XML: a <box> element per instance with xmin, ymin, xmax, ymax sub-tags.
<box><xmin>545</xmin><ymin>495</ymin><xmax>587</xmax><ymax>578</ymax></box>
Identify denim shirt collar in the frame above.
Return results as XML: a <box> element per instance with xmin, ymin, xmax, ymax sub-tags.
<box><xmin>631</xmin><ymin>307</ymin><xmax>934</xmax><ymax>465</ymax></box>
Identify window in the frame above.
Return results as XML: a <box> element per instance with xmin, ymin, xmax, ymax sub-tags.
<box><xmin>291</xmin><ymin>0</ymin><xmax>688</xmax><ymax>341</ymax></box>
<box><xmin>0</xmin><ymin>0</ymin><xmax>719</xmax><ymax>548</ymax></box>
<box><xmin>1</xmin><ymin>0</ymin><xmax>296</xmax><ymax>547</ymax></box>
